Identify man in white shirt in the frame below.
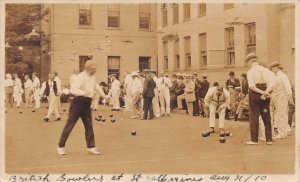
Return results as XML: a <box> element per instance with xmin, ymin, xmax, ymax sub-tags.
<box><xmin>5</xmin><ymin>73</ymin><xmax>14</xmax><ymax>109</ymax></box>
<box><xmin>57</xmin><ymin>60</ymin><xmax>107</xmax><ymax>155</ymax></box>
<box><xmin>204</xmin><ymin>82</ymin><xmax>230</xmax><ymax>135</ymax></box>
<box><xmin>130</xmin><ymin>71</ymin><xmax>143</xmax><ymax>119</ymax></box>
<box><xmin>109</xmin><ymin>74</ymin><xmax>121</xmax><ymax>111</ymax></box>
<box><xmin>32</xmin><ymin>72</ymin><xmax>41</xmax><ymax>109</ymax></box>
<box><xmin>269</xmin><ymin>62</ymin><xmax>294</xmax><ymax>139</ymax></box>
<box><xmin>54</xmin><ymin>72</ymin><xmax>62</xmax><ymax>113</ymax></box>
<box><xmin>24</xmin><ymin>75</ymin><xmax>33</xmax><ymax>108</ymax></box>
<box><xmin>245</xmin><ymin>53</ymin><xmax>276</xmax><ymax>145</ymax></box>
<box><xmin>40</xmin><ymin>73</ymin><xmax>61</xmax><ymax>122</ymax></box>
<box><xmin>152</xmin><ymin>70</ymin><xmax>161</xmax><ymax>117</ymax></box>
<box><xmin>124</xmin><ymin>71</ymin><xmax>133</xmax><ymax>112</ymax></box>
<box><xmin>159</xmin><ymin>73</ymin><xmax>172</xmax><ymax>117</ymax></box>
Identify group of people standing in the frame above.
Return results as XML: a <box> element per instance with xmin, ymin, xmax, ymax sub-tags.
<box><xmin>5</xmin><ymin>72</ymin><xmax>41</xmax><ymax>111</ymax></box>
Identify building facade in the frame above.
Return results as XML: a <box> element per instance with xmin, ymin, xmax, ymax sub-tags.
<box><xmin>156</xmin><ymin>3</ymin><xmax>295</xmax><ymax>85</ymax></box>
<box><xmin>42</xmin><ymin>3</ymin><xmax>158</xmax><ymax>84</ymax></box>
<box><xmin>43</xmin><ymin>3</ymin><xmax>295</xmax><ymax>85</ymax></box>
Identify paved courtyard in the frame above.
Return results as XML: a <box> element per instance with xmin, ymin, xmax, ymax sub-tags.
<box><xmin>5</xmin><ymin>103</ymin><xmax>295</xmax><ymax>174</ymax></box>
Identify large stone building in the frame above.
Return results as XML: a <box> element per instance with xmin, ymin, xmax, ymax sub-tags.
<box><xmin>156</xmin><ymin>3</ymin><xmax>295</xmax><ymax>85</ymax></box>
<box><xmin>42</xmin><ymin>3</ymin><xmax>295</xmax><ymax>85</ymax></box>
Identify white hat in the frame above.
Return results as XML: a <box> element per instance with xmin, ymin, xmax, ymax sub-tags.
<box><xmin>131</xmin><ymin>71</ymin><xmax>139</xmax><ymax>77</ymax></box>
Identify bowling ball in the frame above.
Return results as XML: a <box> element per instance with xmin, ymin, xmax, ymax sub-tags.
<box><xmin>32</xmin><ymin>110</ymin><xmax>35</xmax><ymax>112</ymax></box>
<box><xmin>95</xmin><ymin>118</ymin><xmax>100</xmax><ymax>121</ymax></box>
<box><xmin>63</xmin><ymin>109</ymin><xmax>66</xmax><ymax>112</ymax></box>
<box><xmin>109</xmin><ymin>114</ymin><xmax>113</xmax><ymax>118</ymax></box>
<box><xmin>111</xmin><ymin>119</ymin><xmax>115</xmax><ymax>123</ymax></box>
<box><xmin>225</xmin><ymin>131</ymin><xmax>232</xmax><ymax>137</ymax></box>
<box><xmin>202</xmin><ymin>131</ymin><xmax>210</xmax><ymax>137</ymax></box>
<box><xmin>219</xmin><ymin>137</ymin><xmax>226</xmax><ymax>143</ymax></box>
<box><xmin>220</xmin><ymin>133</ymin><xmax>225</xmax><ymax>137</ymax></box>
<box><xmin>19</xmin><ymin>111</ymin><xmax>22</xmax><ymax>114</ymax></box>
<box><xmin>102</xmin><ymin>119</ymin><xmax>106</xmax><ymax>122</ymax></box>
<box><xmin>131</xmin><ymin>130</ymin><xmax>136</xmax><ymax>136</ymax></box>
<box><xmin>98</xmin><ymin>115</ymin><xmax>102</xmax><ymax>118</ymax></box>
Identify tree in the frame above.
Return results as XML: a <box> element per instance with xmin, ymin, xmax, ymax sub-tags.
<box><xmin>5</xmin><ymin>4</ymin><xmax>50</xmax><ymax>77</ymax></box>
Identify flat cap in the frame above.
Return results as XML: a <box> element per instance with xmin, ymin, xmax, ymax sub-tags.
<box><xmin>245</xmin><ymin>53</ymin><xmax>258</xmax><ymax>62</ymax></box>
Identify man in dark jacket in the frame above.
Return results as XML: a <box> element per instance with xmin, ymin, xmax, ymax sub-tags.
<box><xmin>199</xmin><ymin>74</ymin><xmax>210</xmax><ymax>117</ymax></box>
<box><xmin>193</xmin><ymin>72</ymin><xmax>201</xmax><ymax>116</ymax></box>
<box><xmin>226</xmin><ymin>71</ymin><xmax>240</xmax><ymax>89</ymax></box>
<box><xmin>170</xmin><ymin>74</ymin><xmax>179</xmax><ymax>111</ymax></box>
<box><xmin>142</xmin><ymin>71</ymin><xmax>156</xmax><ymax>120</ymax></box>
<box><xmin>240</xmin><ymin>73</ymin><xmax>249</xmax><ymax>95</ymax></box>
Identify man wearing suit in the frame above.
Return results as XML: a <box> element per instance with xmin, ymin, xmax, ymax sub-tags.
<box><xmin>199</xmin><ymin>74</ymin><xmax>210</xmax><ymax>117</ymax></box>
<box><xmin>142</xmin><ymin>70</ymin><xmax>156</xmax><ymax>120</ymax></box>
<box><xmin>193</xmin><ymin>72</ymin><xmax>201</xmax><ymax>116</ymax></box>
<box><xmin>226</xmin><ymin>71</ymin><xmax>241</xmax><ymax>89</ymax></box>
<box><xmin>240</xmin><ymin>73</ymin><xmax>249</xmax><ymax>95</ymax></box>
<box><xmin>170</xmin><ymin>74</ymin><xmax>179</xmax><ymax>111</ymax></box>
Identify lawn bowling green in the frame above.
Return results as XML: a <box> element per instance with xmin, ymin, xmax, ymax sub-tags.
<box><xmin>5</xmin><ymin>103</ymin><xmax>295</xmax><ymax>174</ymax></box>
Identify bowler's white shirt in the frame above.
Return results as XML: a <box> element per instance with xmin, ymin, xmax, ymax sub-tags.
<box><xmin>204</xmin><ymin>87</ymin><xmax>230</xmax><ymax>107</ymax></box>
<box><xmin>153</xmin><ymin>76</ymin><xmax>161</xmax><ymax>90</ymax></box>
<box><xmin>24</xmin><ymin>79</ymin><xmax>33</xmax><ymax>89</ymax></box>
<box><xmin>32</xmin><ymin>77</ymin><xmax>40</xmax><ymax>89</ymax></box>
<box><xmin>124</xmin><ymin>74</ymin><xmax>133</xmax><ymax>88</ymax></box>
<box><xmin>247</xmin><ymin>63</ymin><xmax>276</xmax><ymax>89</ymax></box>
<box><xmin>5</xmin><ymin>78</ymin><xmax>14</xmax><ymax>87</ymax></box>
<box><xmin>159</xmin><ymin>76</ymin><xmax>172</xmax><ymax>89</ymax></box>
<box><xmin>71</xmin><ymin>71</ymin><xmax>105</xmax><ymax>98</ymax></box>
<box><xmin>131</xmin><ymin>77</ymin><xmax>143</xmax><ymax>94</ymax></box>
<box><xmin>276</xmin><ymin>70</ymin><xmax>292</xmax><ymax>95</ymax></box>
<box><xmin>111</xmin><ymin>79</ymin><xmax>121</xmax><ymax>91</ymax></box>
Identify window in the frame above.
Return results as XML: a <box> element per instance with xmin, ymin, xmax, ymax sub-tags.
<box><xmin>139</xmin><ymin>57</ymin><xmax>151</xmax><ymax>72</ymax></box>
<box><xmin>79</xmin><ymin>55</ymin><xmax>90</xmax><ymax>72</ymax></box>
<box><xmin>139</xmin><ymin>4</ymin><xmax>151</xmax><ymax>30</ymax></box>
<box><xmin>108</xmin><ymin>4</ymin><xmax>120</xmax><ymax>28</ymax></box>
<box><xmin>183</xmin><ymin>3</ymin><xmax>190</xmax><ymax>20</ymax></box>
<box><xmin>199</xmin><ymin>33</ymin><xmax>207</xmax><ymax>68</ymax></box>
<box><xmin>224</xmin><ymin>3</ymin><xmax>234</xmax><ymax>10</ymax></box>
<box><xmin>198</xmin><ymin>3</ymin><xmax>206</xmax><ymax>17</ymax></box>
<box><xmin>184</xmin><ymin>36</ymin><xmax>191</xmax><ymax>70</ymax></box>
<box><xmin>161</xmin><ymin>4</ymin><xmax>168</xmax><ymax>27</ymax></box>
<box><xmin>79</xmin><ymin>4</ymin><xmax>92</xmax><ymax>25</ymax></box>
<box><xmin>174</xmin><ymin>39</ymin><xmax>180</xmax><ymax>70</ymax></box>
<box><xmin>245</xmin><ymin>22</ymin><xmax>256</xmax><ymax>54</ymax></box>
<box><xmin>108</xmin><ymin>56</ymin><xmax>120</xmax><ymax>79</ymax></box>
<box><xmin>163</xmin><ymin>41</ymin><xmax>168</xmax><ymax>71</ymax></box>
<box><xmin>225</xmin><ymin>27</ymin><xmax>235</xmax><ymax>66</ymax></box>
<box><xmin>172</xmin><ymin>3</ymin><xmax>179</xmax><ymax>24</ymax></box>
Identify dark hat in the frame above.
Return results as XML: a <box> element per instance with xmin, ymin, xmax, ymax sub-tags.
<box><xmin>172</xmin><ymin>73</ymin><xmax>177</xmax><ymax>78</ymax></box>
<box><xmin>213</xmin><ymin>82</ymin><xmax>219</xmax><ymax>87</ymax></box>
<box><xmin>202</xmin><ymin>74</ymin><xmax>207</xmax><ymax>79</ymax></box>
<box><xmin>229</xmin><ymin>71</ymin><xmax>235</xmax><ymax>76</ymax></box>
<box><xmin>269</xmin><ymin>62</ymin><xmax>280</xmax><ymax>68</ymax></box>
<box><xmin>241</xmin><ymin>73</ymin><xmax>247</xmax><ymax>78</ymax></box>
<box><xmin>245</xmin><ymin>53</ymin><xmax>258</xmax><ymax>63</ymax></box>
<box><xmin>177</xmin><ymin>75</ymin><xmax>184</xmax><ymax>80</ymax></box>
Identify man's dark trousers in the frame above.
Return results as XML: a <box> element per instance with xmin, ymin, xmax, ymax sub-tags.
<box><xmin>249</xmin><ymin>86</ymin><xmax>272</xmax><ymax>142</ymax></box>
<box><xmin>143</xmin><ymin>97</ymin><xmax>154</xmax><ymax>119</ymax></box>
<box><xmin>58</xmin><ymin>96</ymin><xmax>95</xmax><ymax>148</ymax></box>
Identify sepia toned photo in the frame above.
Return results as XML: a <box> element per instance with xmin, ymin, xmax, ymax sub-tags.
<box><xmin>1</xmin><ymin>0</ymin><xmax>299</xmax><ymax>181</ymax></box>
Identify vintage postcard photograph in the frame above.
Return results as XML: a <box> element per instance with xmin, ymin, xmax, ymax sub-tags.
<box><xmin>1</xmin><ymin>0</ymin><xmax>299</xmax><ymax>181</ymax></box>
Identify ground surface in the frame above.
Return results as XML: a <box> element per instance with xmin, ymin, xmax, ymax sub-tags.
<box><xmin>5</xmin><ymin>103</ymin><xmax>295</xmax><ymax>174</ymax></box>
